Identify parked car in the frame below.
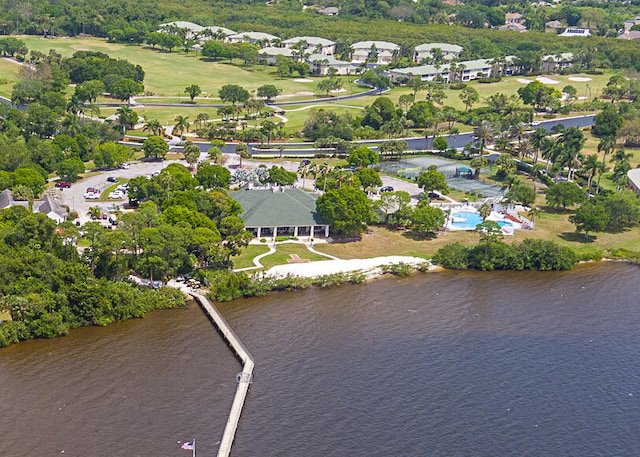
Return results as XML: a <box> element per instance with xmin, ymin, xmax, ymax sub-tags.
<box><xmin>86</xmin><ymin>187</ymin><xmax>100</xmax><ymax>194</ymax></box>
<box><xmin>107</xmin><ymin>177</ymin><xmax>119</xmax><ymax>183</ymax></box>
<box><xmin>55</xmin><ymin>181</ymin><xmax>71</xmax><ymax>188</ymax></box>
<box><xmin>108</xmin><ymin>191</ymin><xmax>124</xmax><ymax>199</ymax></box>
<box><xmin>380</xmin><ymin>186</ymin><xmax>394</xmax><ymax>193</ymax></box>
<box><xmin>118</xmin><ymin>162</ymin><xmax>130</xmax><ymax>169</ymax></box>
<box><xmin>529</xmin><ymin>121</ymin><xmax>541</xmax><ymax>127</ymax></box>
<box><xmin>84</xmin><ymin>192</ymin><xmax>100</xmax><ymax>199</ymax></box>
<box><xmin>300</xmin><ymin>159</ymin><xmax>311</xmax><ymax>166</ymax></box>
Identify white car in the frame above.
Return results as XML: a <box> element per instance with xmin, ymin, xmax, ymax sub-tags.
<box><xmin>84</xmin><ymin>192</ymin><xmax>100</xmax><ymax>199</ymax></box>
<box><xmin>530</xmin><ymin>121</ymin><xmax>541</xmax><ymax>127</ymax></box>
<box><xmin>118</xmin><ymin>162</ymin><xmax>130</xmax><ymax>169</ymax></box>
<box><xmin>108</xmin><ymin>191</ymin><xmax>124</xmax><ymax>199</ymax></box>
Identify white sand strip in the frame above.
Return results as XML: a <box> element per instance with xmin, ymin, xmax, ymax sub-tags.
<box><xmin>265</xmin><ymin>256</ymin><xmax>428</xmax><ymax>278</ymax></box>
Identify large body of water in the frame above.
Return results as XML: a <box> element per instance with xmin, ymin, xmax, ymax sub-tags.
<box><xmin>1</xmin><ymin>262</ymin><xmax>639</xmax><ymax>456</ymax></box>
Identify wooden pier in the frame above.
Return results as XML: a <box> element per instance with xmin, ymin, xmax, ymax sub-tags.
<box><xmin>190</xmin><ymin>291</ymin><xmax>255</xmax><ymax>457</ymax></box>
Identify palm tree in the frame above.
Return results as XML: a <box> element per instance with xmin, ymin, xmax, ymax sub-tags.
<box><xmin>474</xmin><ymin>120</ymin><xmax>495</xmax><ymax>152</ymax></box>
<box><xmin>318</xmin><ymin>163</ymin><xmax>331</xmax><ymax>192</ymax></box>
<box><xmin>529</xmin><ymin>128</ymin><xmax>547</xmax><ymax>165</ymax></box>
<box><xmin>235</xmin><ymin>142</ymin><xmax>250</xmax><ymax>168</ymax></box>
<box><xmin>479</xmin><ymin>202</ymin><xmax>491</xmax><ymax>220</ymax></box>
<box><xmin>196</xmin><ymin>113</ymin><xmax>210</xmax><ymax>128</ymax></box>
<box><xmin>143</xmin><ymin>119</ymin><xmax>163</xmax><ymax>136</ymax></box>
<box><xmin>527</xmin><ymin>207</ymin><xmax>542</xmax><ymax>223</ymax></box>
<box><xmin>173</xmin><ymin>115</ymin><xmax>190</xmax><ymax>137</ymax></box>
<box><xmin>500</xmin><ymin>174</ymin><xmax>519</xmax><ymax>192</ymax></box>
<box><xmin>260</xmin><ymin>120</ymin><xmax>276</xmax><ymax>145</ymax></box>
<box><xmin>87</xmin><ymin>206</ymin><xmax>102</xmax><ymax>220</ymax></box>
<box><xmin>509</xmin><ymin>122</ymin><xmax>527</xmax><ymax>146</ymax></box>
<box><xmin>298</xmin><ymin>162</ymin><xmax>310</xmax><ymax>189</ymax></box>
<box><xmin>581</xmin><ymin>154</ymin><xmax>604</xmax><ymax>193</ymax></box>
<box><xmin>183</xmin><ymin>141</ymin><xmax>201</xmax><ymax>170</ymax></box>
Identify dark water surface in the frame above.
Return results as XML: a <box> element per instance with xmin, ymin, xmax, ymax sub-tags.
<box><xmin>2</xmin><ymin>262</ymin><xmax>639</xmax><ymax>456</ymax></box>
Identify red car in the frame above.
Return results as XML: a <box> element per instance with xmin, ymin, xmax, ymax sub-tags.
<box><xmin>55</xmin><ymin>181</ymin><xmax>72</xmax><ymax>188</ymax></box>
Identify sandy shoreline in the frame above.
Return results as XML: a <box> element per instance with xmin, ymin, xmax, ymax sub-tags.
<box><xmin>264</xmin><ymin>255</ymin><xmax>432</xmax><ymax>279</ymax></box>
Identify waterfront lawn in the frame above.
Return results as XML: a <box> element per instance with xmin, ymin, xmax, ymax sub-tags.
<box><xmin>316</xmin><ymin>225</ymin><xmax>478</xmax><ymax>260</ymax></box>
<box><xmin>259</xmin><ymin>243</ymin><xmax>328</xmax><ymax>270</ymax></box>
<box><xmin>231</xmin><ymin>244</ymin><xmax>271</xmax><ymax>270</ymax></box>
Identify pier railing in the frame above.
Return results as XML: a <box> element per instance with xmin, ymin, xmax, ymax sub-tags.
<box><xmin>189</xmin><ymin>291</ymin><xmax>255</xmax><ymax>457</ymax></box>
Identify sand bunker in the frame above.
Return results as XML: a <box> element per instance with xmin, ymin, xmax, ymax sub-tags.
<box><xmin>536</xmin><ymin>76</ymin><xmax>559</xmax><ymax>85</ymax></box>
<box><xmin>330</xmin><ymin>88</ymin><xmax>347</xmax><ymax>93</ymax></box>
<box><xmin>293</xmin><ymin>78</ymin><xmax>313</xmax><ymax>83</ymax></box>
<box><xmin>568</xmin><ymin>76</ymin><xmax>592</xmax><ymax>82</ymax></box>
<box><xmin>517</xmin><ymin>78</ymin><xmax>533</xmax><ymax>84</ymax></box>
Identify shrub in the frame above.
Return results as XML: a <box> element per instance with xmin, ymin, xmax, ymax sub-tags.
<box><xmin>449</xmin><ymin>83</ymin><xmax>467</xmax><ymax>90</ymax></box>
<box><xmin>382</xmin><ymin>262</ymin><xmax>414</xmax><ymax>277</ymax></box>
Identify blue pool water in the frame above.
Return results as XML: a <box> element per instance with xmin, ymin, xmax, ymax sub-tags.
<box><xmin>450</xmin><ymin>211</ymin><xmax>512</xmax><ymax>229</ymax></box>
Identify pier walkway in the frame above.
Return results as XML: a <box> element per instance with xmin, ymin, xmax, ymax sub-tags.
<box><xmin>169</xmin><ymin>281</ymin><xmax>254</xmax><ymax>457</ymax></box>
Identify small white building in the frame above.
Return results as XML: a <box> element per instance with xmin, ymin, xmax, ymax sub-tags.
<box><xmin>414</xmin><ymin>43</ymin><xmax>463</xmax><ymax>63</ymax></box>
<box><xmin>351</xmin><ymin>41</ymin><xmax>399</xmax><ymax>64</ymax></box>
<box><xmin>307</xmin><ymin>54</ymin><xmax>357</xmax><ymax>76</ymax></box>
<box><xmin>559</xmin><ymin>28</ymin><xmax>591</xmax><ymax>37</ymax></box>
<box><xmin>282</xmin><ymin>36</ymin><xmax>336</xmax><ymax>55</ymax></box>
<box><xmin>258</xmin><ymin>47</ymin><xmax>294</xmax><ymax>65</ymax></box>
<box><xmin>227</xmin><ymin>31</ymin><xmax>279</xmax><ymax>45</ymax></box>
<box><xmin>0</xmin><ymin>189</ymin><xmax>67</xmax><ymax>223</ymax></box>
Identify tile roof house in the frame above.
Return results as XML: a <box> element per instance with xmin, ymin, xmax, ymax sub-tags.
<box><xmin>229</xmin><ymin>187</ymin><xmax>329</xmax><ymax>239</ymax></box>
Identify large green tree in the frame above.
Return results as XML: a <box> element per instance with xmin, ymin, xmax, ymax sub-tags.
<box><xmin>316</xmin><ymin>186</ymin><xmax>372</xmax><ymax>236</ymax></box>
<box><xmin>142</xmin><ymin>135</ymin><xmax>169</xmax><ymax>160</ymax></box>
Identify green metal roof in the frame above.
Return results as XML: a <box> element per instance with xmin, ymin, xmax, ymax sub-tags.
<box><xmin>230</xmin><ymin>188</ymin><xmax>327</xmax><ymax>227</ymax></box>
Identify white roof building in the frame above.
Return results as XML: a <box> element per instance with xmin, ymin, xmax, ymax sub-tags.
<box><xmin>414</xmin><ymin>43</ymin><xmax>463</xmax><ymax>62</ymax></box>
<box><xmin>307</xmin><ymin>54</ymin><xmax>357</xmax><ymax>76</ymax></box>
<box><xmin>559</xmin><ymin>28</ymin><xmax>591</xmax><ymax>37</ymax></box>
<box><xmin>628</xmin><ymin>168</ymin><xmax>640</xmax><ymax>195</ymax></box>
<box><xmin>350</xmin><ymin>41</ymin><xmax>399</xmax><ymax>64</ymax></box>
<box><xmin>258</xmin><ymin>47</ymin><xmax>294</xmax><ymax>64</ymax></box>
<box><xmin>282</xmin><ymin>36</ymin><xmax>336</xmax><ymax>55</ymax></box>
<box><xmin>200</xmin><ymin>25</ymin><xmax>237</xmax><ymax>38</ymax></box>
<box><xmin>227</xmin><ymin>31</ymin><xmax>279</xmax><ymax>44</ymax></box>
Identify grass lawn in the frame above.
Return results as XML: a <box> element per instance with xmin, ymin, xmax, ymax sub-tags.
<box><xmin>231</xmin><ymin>244</ymin><xmax>271</xmax><ymax>269</ymax></box>
<box><xmin>18</xmin><ymin>36</ymin><xmax>358</xmax><ymax>98</ymax></box>
<box><xmin>315</xmin><ymin>225</ymin><xmax>479</xmax><ymax>260</ymax></box>
<box><xmin>259</xmin><ymin>243</ymin><xmax>328</xmax><ymax>270</ymax></box>
<box><xmin>0</xmin><ymin>58</ymin><xmax>21</xmax><ymax>99</ymax></box>
<box><xmin>99</xmin><ymin>178</ymin><xmax>130</xmax><ymax>202</ymax></box>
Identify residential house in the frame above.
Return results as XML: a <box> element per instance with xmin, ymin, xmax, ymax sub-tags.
<box><xmin>282</xmin><ymin>36</ymin><xmax>336</xmax><ymax>55</ymax></box>
<box><xmin>545</xmin><ymin>20</ymin><xmax>564</xmax><ymax>33</ymax></box>
<box><xmin>258</xmin><ymin>47</ymin><xmax>294</xmax><ymax>65</ymax></box>
<box><xmin>389</xmin><ymin>63</ymin><xmax>452</xmax><ymax>83</ymax></box>
<box><xmin>157</xmin><ymin>21</ymin><xmax>204</xmax><ymax>39</ymax></box>
<box><xmin>541</xmin><ymin>53</ymin><xmax>574</xmax><ymax>72</ymax></box>
<box><xmin>227</xmin><ymin>31</ymin><xmax>279</xmax><ymax>46</ymax></box>
<box><xmin>618</xmin><ymin>17</ymin><xmax>640</xmax><ymax>40</ymax></box>
<box><xmin>350</xmin><ymin>41</ymin><xmax>399</xmax><ymax>65</ymax></box>
<box><xmin>0</xmin><ymin>189</ymin><xmax>68</xmax><ymax>223</ymax></box>
<box><xmin>558</xmin><ymin>28</ymin><xmax>591</xmax><ymax>37</ymax></box>
<box><xmin>307</xmin><ymin>54</ymin><xmax>357</xmax><ymax>76</ymax></box>
<box><xmin>500</xmin><ymin>13</ymin><xmax>527</xmax><ymax>31</ymax></box>
<box><xmin>413</xmin><ymin>43</ymin><xmax>463</xmax><ymax>63</ymax></box>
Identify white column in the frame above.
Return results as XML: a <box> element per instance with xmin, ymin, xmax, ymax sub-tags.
<box><xmin>324</xmin><ymin>225</ymin><xmax>329</xmax><ymax>237</ymax></box>
<box><xmin>273</xmin><ymin>226</ymin><xmax>278</xmax><ymax>238</ymax></box>
<box><xmin>256</xmin><ymin>227</ymin><xmax>261</xmax><ymax>238</ymax></box>
<box><xmin>294</xmin><ymin>226</ymin><xmax>298</xmax><ymax>237</ymax></box>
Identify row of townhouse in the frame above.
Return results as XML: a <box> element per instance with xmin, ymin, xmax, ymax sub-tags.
<box><xmin>158</xmin><ymin>21</ymin><xmax>576</xmax><ymax>80</ymax></box>
<box><xmin>158</xmin><ymin>21</ymin><xmax>464</xmax><ymax>66</ymax></box>
<box><xmin>389</xmin><ymin>53</ymin><xmax>574</xmax><ymax>83</ymax></box>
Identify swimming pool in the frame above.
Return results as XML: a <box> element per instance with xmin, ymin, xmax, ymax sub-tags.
<box><xmin>449</xmin><ymin>211</ymin><xmax>513</xmax><ymax>230</ymax></box>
